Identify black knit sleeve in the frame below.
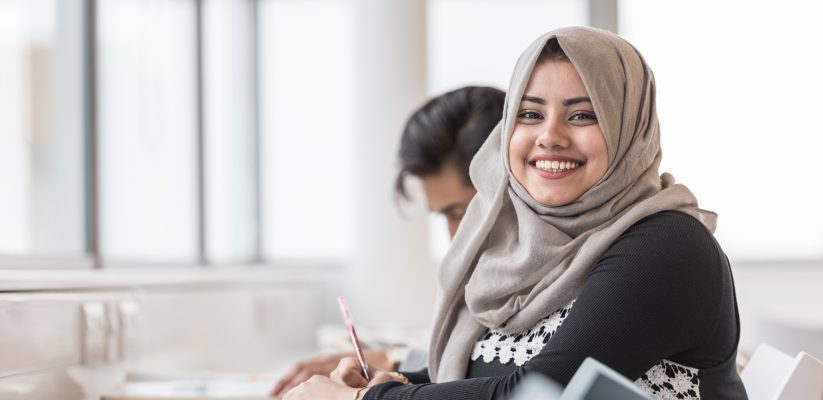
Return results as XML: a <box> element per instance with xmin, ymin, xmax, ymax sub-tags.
<box><xmin>400</xmin><ymin>369</ymin><xmax>431</xmax><ymax>385</ymax></box>
<box><xmin>363</xmin><ymin>211</ymin><xmax>736</xmax><ymax>400</ymax></box>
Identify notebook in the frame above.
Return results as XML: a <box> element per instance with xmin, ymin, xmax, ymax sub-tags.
<box><xmin>509</xmin><ymin>357</ymin><xmax>651</xmax><ymax>400</ymax></box>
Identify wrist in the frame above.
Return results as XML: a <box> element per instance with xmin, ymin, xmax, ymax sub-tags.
<box><xmin>353</xmin><ymin>387</ymin><xmax>369</xmax><ymax>400</ymax></box>
<box><xmin>387</xmin><ymin>371</ymin><xmax>411</xmax><ymax>385</ymax></box>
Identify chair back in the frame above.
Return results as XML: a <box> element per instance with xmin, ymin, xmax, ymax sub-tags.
<box><xmin>742</xmin><ymin>343</ymin><xmax>823</xmax><ymax>400</ymax></box>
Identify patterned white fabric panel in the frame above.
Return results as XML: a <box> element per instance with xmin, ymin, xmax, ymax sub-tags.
<box><xmin>469</xmin><ymin>300</ymin><xmax>701</xmax><ymax>399</ymax></box>
<box><xmin>635</xmin><ymin>360</ymin><xmax>700</xmax><ymax>400</ymax></box>
<box><xmin>470</xmin><ymin>301</ymin><xmax>574</xmax><ymax>366</ymax></box>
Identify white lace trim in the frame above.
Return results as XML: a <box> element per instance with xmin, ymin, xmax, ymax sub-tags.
<box><xmin>469</xmin><ymin>300</ymin><xmax>701</xmax><ymax>399</ymax></box>
<box><xmin>470</xmin><ymin>301</ymin><xmax>574</xmax><ymax>366</ymax></box>
<box><xmin>635</xmin><ymin>360</ymin><xmax>700</xmax><ymax>400</ymax></box>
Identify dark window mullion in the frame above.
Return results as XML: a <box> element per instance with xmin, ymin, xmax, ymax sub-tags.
<box><xmin>250</xmin><ymin>0</ymin><xmax>263</xmax><ymax>263</ymax></box>
<box><xmin>195</xmin><ymin>0</ymin><xmax>208</xmax><ymax>266</ymax></box>
<box><xmin>589</xmin><ymin>0</ymin><xmax>619</xmax><ymax>33</ymax></box>
<box><xmin>84</xmin><ymin>0</ymin><xmax>101</xmax><ymax>269</ymax></box>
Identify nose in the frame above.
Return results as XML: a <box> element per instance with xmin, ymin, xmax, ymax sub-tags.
<box><xmin>535</xmin><ymin>116</ymin><xmax>570</xmax><ymax>149</ymax></box>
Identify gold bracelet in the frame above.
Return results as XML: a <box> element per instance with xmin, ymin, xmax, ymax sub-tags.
<box><xmin>387</xmin><ymin>371</ymin><xmax>411</xmax><ymax>385</ymax></box>
<box><xmin>353</xmin><ymin>387</ymin><xmax>368</xmax><ymax>400</ymax></box>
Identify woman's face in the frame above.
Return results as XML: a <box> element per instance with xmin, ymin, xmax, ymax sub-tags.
<box><xmin>508</xmin><ymin>59</ymin><xmax>608</xmax><ymax>207</ymax></box>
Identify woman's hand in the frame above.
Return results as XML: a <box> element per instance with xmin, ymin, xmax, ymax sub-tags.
<box><xmin>329</xmin><ymin>357</ymin><xmax>373</xmax><ymax>388</ymax></box>
<box><xmin>283</xmin><ymin>358</ymin><xmax>405</xmax><ymax>400</ymax></box>
<box><xmin>271</xmin><ymin>352</ymin><xmax>344</xmax><ymax>398</ymax></box>
<box><xmin>330</xmin><ymin>357</ymin><xmax>408</xmax><ymax>387</ymax></box>
<box><xmin>271</xmin><ymin>350</ymin><xmax>394</xmax><ymax>398</ymax></box>
<box><xmin>281</xmin><ymin>375</ymin><xmax>362</xmax><ymax>400</ymax></box>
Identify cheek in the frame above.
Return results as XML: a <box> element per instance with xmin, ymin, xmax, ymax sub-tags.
<box><xmin>506</xmin><ymin>138</ymin><xmax>517</xmax><ymax>166</ymax></box>
<box><xmin>584</xmin><ymin>132</ymin><xmax>609</xmax><ymax>180</ymax></box>
<box><xmin>508</xmin><ymin>130</ymin><xmax>529</xmax><ymax>168</ymax></box>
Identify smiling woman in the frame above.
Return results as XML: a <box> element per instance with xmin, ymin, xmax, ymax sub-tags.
<box><xmin>284</xmin><ymin>26</ymin><xmax>748</xmax><ymax>400</ymax></box>
<box><xmin>508</xmin><ymin>44</ymin><xmax>608</xmax><ymax>207</ymax></box>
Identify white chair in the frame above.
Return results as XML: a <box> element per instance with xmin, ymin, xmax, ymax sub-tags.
<box><xmin>756</xmin><ymin>314</ymin><xmax>823</xmax><ymax>361</ymax></box>
<box><xmin>741</xmin><ymin>343</ymin><xmax>823</xmax><ymax>400</ymax></box>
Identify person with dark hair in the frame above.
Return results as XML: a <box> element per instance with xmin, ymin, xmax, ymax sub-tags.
<box><xmin>283</xmin><ymin>27</ymin><xmax>746</xmax><ymax>400</ymax></box>
<box><xmin>270</xmin><ymin>86</ymin><xmax>505</xmax><ymax>398</ymax></box>
<box><xmin>396</xmin><ymin>86</ymin><xmax>505</xmax><ymax>238</ymax></box>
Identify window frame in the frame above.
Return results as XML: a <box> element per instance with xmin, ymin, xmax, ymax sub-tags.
<box><xmin>10</xmin><ymin>0</ymin><xmax>809</xmax><ymax>271</ymax></box>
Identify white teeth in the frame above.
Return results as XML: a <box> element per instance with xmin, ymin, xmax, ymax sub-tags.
<box><xmin>534</xmin><ymin>160</ymin><xmax>580</xmax><ymax>172</ymax></box>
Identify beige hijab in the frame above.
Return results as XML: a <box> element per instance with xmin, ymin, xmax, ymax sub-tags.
<box><xmin>428</xmin><ymin>26</ymin><xmax>717</xmax><ymax>382</ymax></box>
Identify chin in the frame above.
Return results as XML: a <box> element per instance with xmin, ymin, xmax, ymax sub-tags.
<box><xmin>542</xmin><ymin>199</ymin><xmax>572</xmax><ymax>207</ymax></box>
<box><xmin>531</xmin><ymin>186</ymin><xmax>582</xmax><ymax>206</ymax></box>
<box><xmin>533</xmin><ymin>195</ymin><xmax>571</xmax><ymax>207</ymax></box>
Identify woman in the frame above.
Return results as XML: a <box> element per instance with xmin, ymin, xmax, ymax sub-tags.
<box><xmin>271</xmin><ymin>86</ymin><xmax>505</xmax><ymax>398</ymax></box>
<box><xmin>285</xmin><ymin>26</ymin><xmax>747</xmax><ymax>399</ymax></box>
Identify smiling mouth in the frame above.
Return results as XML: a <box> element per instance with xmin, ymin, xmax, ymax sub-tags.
<box><xmin>530</xmin><ymin>160</ymin><xmax>582</xmax><ymax>173</ymax></box>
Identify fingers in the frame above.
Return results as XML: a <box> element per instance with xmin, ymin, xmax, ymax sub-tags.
<box><xmin>281</xmin><ymin>376</ymin><xmax>314</xmax><ymax>400</ymax></box>
<box><xmin>282</xmin><ymin>375</ymin><xmax>348</xmax><ymax>400</ymax></box>
<box><xmin>330</xmin><ymin>357</ymin><xmax>369</xmax><ymax>388</ymax></box>
<box><xmin>271</xmin><ymin>368</ymin><xmax>314</xmax><ymax>397</ymax></box>
<box><xmin>367</xmin><ymin>370</ymin><xmax>396</xmax><ymax>386</ymax></box>
<box><xmin>271</xmin><ymin>364</ymin><xmax>301</xmax><ymax>397</ymax></box>
<box><xmin>271</xmin><ymin>354</ymin><xmax>347</xmax><ymax>397</ymax></box>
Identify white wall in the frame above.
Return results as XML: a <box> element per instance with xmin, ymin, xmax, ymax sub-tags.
<box><xmin>733</xmin><ymin>262</ymin><xmax>823</xmax><ymax>360</ymax></box>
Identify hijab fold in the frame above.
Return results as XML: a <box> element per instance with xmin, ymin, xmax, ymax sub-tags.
<box><xmin>428</xmin><ymin>27</ymin><xmax>717</xmax><ymax>382</ymax></box>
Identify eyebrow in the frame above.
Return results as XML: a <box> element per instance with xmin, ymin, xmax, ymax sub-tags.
<box><xmin>520</xmin><ymin>95</ymin><xmax>592</xmax><ymax>107</ymax></box>
<box><xmin>562</xmin><ymin>96</ymin><xmax>592</xmax><ymax>106</ymax></box>
<box><xmin>521</xmin><ymin>95</ymin><xmax>546</xmax><ymax>105</ymax></box>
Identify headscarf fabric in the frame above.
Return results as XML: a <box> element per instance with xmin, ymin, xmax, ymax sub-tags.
<box><xmin>428</xmin><ymin>26</ymin><xmax>717</xmax><ymax>382</ymax></box>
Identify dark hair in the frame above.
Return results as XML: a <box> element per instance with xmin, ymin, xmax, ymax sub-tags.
<box><xmin>395</xmin><ymin>86</ymin><xmax>505</xmax><ymax>199</ymax></box>
<box><xmin>538</xmin><ymin>38</ymin><xmax>568</xmax><ymax>62</ymax></box>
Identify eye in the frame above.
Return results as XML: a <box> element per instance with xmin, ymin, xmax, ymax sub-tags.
<box><xmin>517</xmin><ymin>110</ymin><xmax>543</xmax><ymax>121</ymax></box>
<box><xmin>444</xmin><ymin>207</ymin><xmax>467</xmax><ymax>221</ymax></box>
<box><xmin>569</xmin><ymin>112</ymin><xmax>597</xmax><ymax>123</ymax></box>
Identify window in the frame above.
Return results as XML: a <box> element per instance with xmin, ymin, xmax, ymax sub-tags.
<box><xmin>203</xmin><ymin>0</ymin><xmax>259</xmax><ymax>264</ymax></box>
<box><xmin>97</xmin><ymin>0</ymin><xmax>199</xmax><ymax>262</ymax></box>
<box><xmin>258</xmin><ymin>0</ymin><xmax>355</xmax><ymax>262</ymax></box>
<box><xmin>0</xmin><ymin>0</ymin><xmax>86</xmax><ymax>261</ymax></box>
<box><xmin>620</xmin><ymin>0</ymin><xmax>823</xmax><ymax>260</ymax></box>
<box><xmin>3</xmin><ymin>0</ymin><xmax>820</xmax><ymax>269</ymax></box>
<box><xmin>427</xmin><ymin>0</ymin><xmax>589</xmax><ymax>94</ymax></box>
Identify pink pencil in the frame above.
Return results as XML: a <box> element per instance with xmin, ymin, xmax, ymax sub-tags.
<box><xmin>337</xmin><ymin>296</ymin><xmax>372</xmax><ymax>381</ymax></box>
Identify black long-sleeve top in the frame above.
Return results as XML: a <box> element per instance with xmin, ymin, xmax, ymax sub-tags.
<box><xmin>364</xmin><ymin>211</ymin><xmax>747</xmax><ymax>399</ymax></box>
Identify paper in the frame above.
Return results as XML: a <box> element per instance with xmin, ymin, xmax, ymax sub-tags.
<box><xmin>101</xmin><ymin>370</ymin><xmax>275</xmax><ymax>400</ymax></box>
